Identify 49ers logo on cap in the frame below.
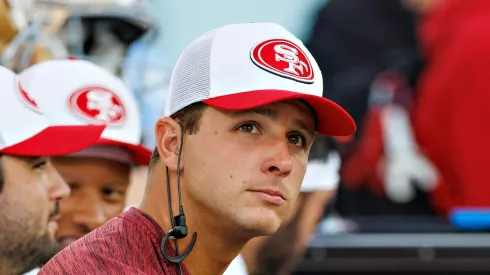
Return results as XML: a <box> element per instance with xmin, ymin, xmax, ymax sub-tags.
<box><xmin>250</xmin><ymin>39</ymin><xmax>314</xmax><ymax>84</ymax></box>
<box><xmin>69</xmin><ymin>86</ymin><xmax>126</xmax><ymax>125</ymax></box>
<box><xmin>17</xmin><ymin>83</ymin><xmax>42</xmax><ymax>113</ymax></box>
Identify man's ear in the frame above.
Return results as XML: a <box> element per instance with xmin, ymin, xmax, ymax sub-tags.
<box><xmin>154</xmin><ymin>117</ymin><xmax>184</xmax><ymax>172</ymax></box>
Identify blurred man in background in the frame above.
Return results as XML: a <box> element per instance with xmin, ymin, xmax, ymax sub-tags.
<box><xmin>18</xmin><ymin>58</ymin><xmax>152</xmax><ymax>250</ymax></box>
<box><xmin>0</xmin><ymin>3</ymin><xmax>153</xmax><ymax>274</ymax></box>
<box><xmin>306</xmin><ymin>0</ymin><xmax>434</xmax><ymax>216</ymax></box>
<box><xmin>408</xmin><ymin>0</ymin><xmax>490</xmax><ymax>216</ymax></box>
<box><xmin>0</xmin><ymin>65</ymin><xmax>105</xmax><ymax>275</ymax></box>
<box><xmin>1</xmin><ymin>0</ymin><xmax>156</xmax><ymax>244</ymax></box>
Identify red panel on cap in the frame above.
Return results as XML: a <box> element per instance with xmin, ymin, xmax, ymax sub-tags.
<box><xmin>203</xmin><ymin>89</ymin><xmax>356</xmax><ymax>137</ymax></box>
<box><xmin>0</xmin><ymin>124</ymin><xmax>106</xmax><ymax>156</ymax></box>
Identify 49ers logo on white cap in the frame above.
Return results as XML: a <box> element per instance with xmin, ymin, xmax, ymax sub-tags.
<box><xmin>17</xmin><ymin>83</ymin><xmax>42</xmax><ymax>113</ymax></box>
<box><xmin>250</xmin><ymin>39</ymin><xmax>314</xmax><ymax>84</ymax></box>
<box><xmin>69</xmin><ymin>86</ymin><xmax>126</xmax><ymax>125</ymax></box>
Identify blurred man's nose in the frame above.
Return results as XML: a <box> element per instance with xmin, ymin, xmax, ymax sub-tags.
<box><xmin>48</xmin><ymin>168</ymin><xmax>71</xmax><ymax>201</ymax></box>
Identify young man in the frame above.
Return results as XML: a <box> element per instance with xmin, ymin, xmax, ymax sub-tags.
<box><xmin>39</xmin><ymin>22</ymin><xmax>356</xmax><ymax>275</ymax></box>
<box><xmin>17</xmin><ymin>59</ymin><xmax>152</xmax><ymax>249</ymax></box>
<box><xmin>0</xmin><ymin>66</ymin><xmax>105</xmax><ymax>275</ymax></box>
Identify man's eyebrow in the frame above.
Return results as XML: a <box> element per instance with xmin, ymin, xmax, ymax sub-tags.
<box><xmin>104</xmin><ymin>180</ymin><xmax>131</xmax><ymax>188</ymax></box>
<box><xmin>293</xmin><ymin>119</ymin><xmax>314</xmax><ymax>134</ymax></box>
<box><xmin>227</xmin><ymin>107</ymin><xmax>278</xmax><ymax>119</ymax></box>
<box><xmin>19</xmin><ymin>156</ymin><xmax>44</xmax><ymax>164</ymax></box>
<box><xmin>228</xmin><ymin>107</ymin><xmax>315</xmax><ymax>133</ymax></box>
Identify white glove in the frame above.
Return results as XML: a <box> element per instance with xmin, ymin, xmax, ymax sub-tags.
<box><xmin>381</xmin><ymin>105</ymin><xmax>438</xmax><ymax>203</ymax></box>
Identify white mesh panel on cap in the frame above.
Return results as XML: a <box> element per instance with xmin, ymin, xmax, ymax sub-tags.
<box><xmin>164</xmin><ymin>28</ymin><xmax>218</xmax><ymax>116</ymax></box>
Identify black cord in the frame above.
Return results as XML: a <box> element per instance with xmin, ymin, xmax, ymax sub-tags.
<box><xmin>166</xmin><ymin>165</ymin><xmax>181</xmax><ymax>272</ymax></box>
<box><xmin>166</xmin><ymin>166</ymin><xmax>174</xmax><ymax>227</ymax></box>
<box><xmin>177</xmin><ymin>122</ymin><xmax>185</xmax><ymax>216</ymax></box>
<box><xmin>165</xmin><ymin>122</ymin><xmax>186</xmax><ymax>274</ymax></box>
<box><xmin>176</xmin><ymin>122</ymin><xmax>185</xmax><ymax>274</ymax></box>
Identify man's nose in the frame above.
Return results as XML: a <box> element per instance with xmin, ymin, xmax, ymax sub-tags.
<box><xmin>48</xmin><ymin>169</ymin><xmax>71</xmax><ymax>201</ymax></box>
<box><xmin>261</xmin><ymin>139</ymin><xmax>293</xmax><ymax>177</ymax></box>
<box><xmin>69</xmin><ymin>198</ymin><xmax>108</xmax><ymax>232</ymax></box>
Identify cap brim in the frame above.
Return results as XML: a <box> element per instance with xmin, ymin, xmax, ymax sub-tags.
<box><xmin>96</xmin><ymin>138</ymin><xmax>152</xmax><ymax>166</ymax></box>
<box><xmin>203</xmin><ymin>90</ymin><xmax>356</xmax><ymax>136</ymax></box>
<box><xmin>0</xmin><ymin>125</ymin><xmax>106</xmax><ymax>156</ymax></box>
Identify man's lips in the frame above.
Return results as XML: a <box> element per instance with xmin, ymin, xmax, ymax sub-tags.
<box><xmin>248</xmin><ymin>189</ymin><xmax>286</xmax><ymax>205</ymax></box>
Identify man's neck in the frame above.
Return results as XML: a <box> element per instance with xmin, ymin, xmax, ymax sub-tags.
<box><xmin>140</xmin><ymin>169</ymin><xmax>247</xmax><ymax>275</ymax></box>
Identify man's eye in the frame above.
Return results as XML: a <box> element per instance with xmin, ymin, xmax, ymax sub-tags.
<box><xmin>33</xmin><ymin>160</ymin><xmax>47</xmax><ymax>169</ymax></box>
<box><xmin>287</xmin><ymin>133</ymin><xmax>306</xmax><ymax>147</ymax></box>
<box><xmin>238</xmin><ymin>123</ymin><xmax>259</xmax><ymax>134</ymax></box>
<box><xmin>102</xmin><ymin>188</ymin><xmax>116</xmax><ymax>197</ymax></box>
<box><xmin>101</xmin><ymin>188</ymin><xmax>125</xmax><ymax>202</ymax></box>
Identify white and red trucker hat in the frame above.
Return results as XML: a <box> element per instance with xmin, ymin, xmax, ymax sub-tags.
<box><xmin>165</xmin><ymin>22</ymin><xmax>356</xmax><ymax>136</ymax></box>
<box><xmin>17</xmin><ymin>59</ymin><xmax>152</xmax><ymax>165</ymax></box>
<box><xmin>0</xmin><ymin>66</ymin><xmax>106</xmax><ymax>156</ymax></box>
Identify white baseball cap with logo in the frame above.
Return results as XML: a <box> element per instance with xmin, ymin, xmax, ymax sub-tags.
<box><xmin>17</xmin><ymin>59</ymin><xmax>152</xmax><ymax>165</ymax></box>
<box><xmin>0</xmin><ymin>65</ymin><xmax>106</xmax><ymax>156</ymax></box>
<box><xmin>165</xmin><ymin>22</ymin><xmax>356</xmax><ymax>136</ymax></box>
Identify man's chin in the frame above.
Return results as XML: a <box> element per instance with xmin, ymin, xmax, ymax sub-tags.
<box><xmin>240</xmin><ymin>214</ymin><xmax>282</xmax><ymax>237</ymax></box>
<box><xmin>23</xmin><ymin>233</ymin><xmax>62</xmax><ymax>269</ymax></box>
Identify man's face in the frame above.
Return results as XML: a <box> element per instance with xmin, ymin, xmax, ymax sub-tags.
<box><xmin>51</xmin><ymin>157</ymin><xmax>131</xmax><ymax>248</ymax></box>
<box><xmin>182</xmin><ymin>100</ymin><xmax>316</xmax><ymax>236</ymax></box>
<box><xmin>0</xmin><ymin>155</ymin><xmax>69</xmax><ymax>273</ymax></box>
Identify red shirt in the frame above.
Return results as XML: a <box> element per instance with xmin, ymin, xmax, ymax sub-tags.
<box><xmin>39</xmin><ymin>208</ymin><xmax>190</xmax><ymax>275</ymax></box>
<box><xmin>413</xmin><ymin>0</ymin><xmax>490</xmax><ymax>215</ymax></box>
